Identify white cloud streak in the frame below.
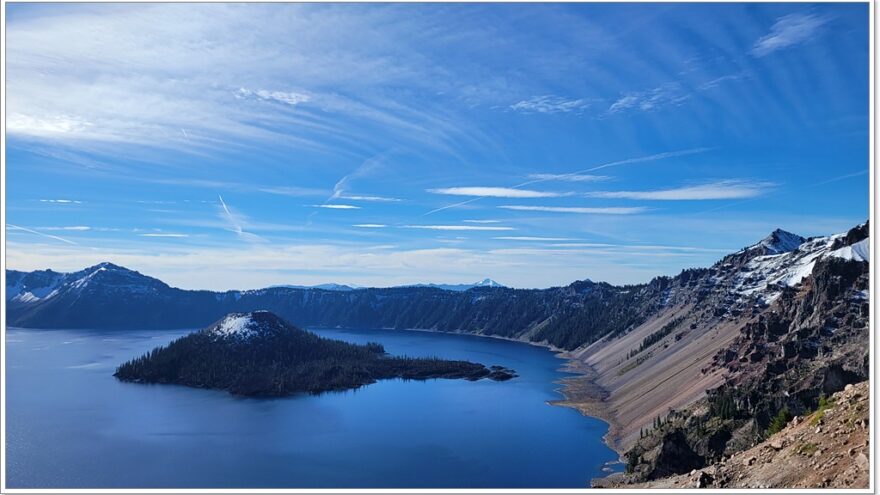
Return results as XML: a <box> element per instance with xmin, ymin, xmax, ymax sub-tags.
<box><xmin>499</xmin><ymin>205</ymin><xmax>647</xmax><ymax>215</ymax></box>
<box><xmin>509</xmin><ymin>95</ymin><xmax>592</xmax><ymax>114</ymax></box>
<box><xmin>427</xmin><ymin>187</ymin><xmax>569</xmax><ymax>198</ymax></box>
<box><xmin>236</xmin><ymin>88</ymin><xmax>311</xmax><ymax>106</ymax></box>
<box><xmin>607</xmin><ymin>83</ymin><xmax>689</xmax><ymax>114</ymax></box>
<box><xmin>310</xmin><ymin>204</ymin><xmax>361</xmax><ymax>209</ymax></box>
<box><xmin>424</xmin><ymin>148</ymin><xmax>709</xmax><ymax>215</ymax></box>
<box><xmin>39</xmin><ymin>226</ymin><xmax>91</xmax><ymax>231</ymax></box>
<box><xmin>39</xmin><ymin>199</ymin><xmax>82</xmax><ymax>204</ymax></box>
<box><xmin>494</xmin><ymin>236</ymin><xmax>578</xmax><ymax>241</ymax></box>
<box><xmin>403</xmin><ymin>225</ymin><xmax>515</xmax><ymax>231</ymax></box>
<box><xmin>339</xmin><ymin>195</ymin><xmax>402</xmax><ymax>202</ymax></box>
<box><xmin>752</xmin><ymin>13</ymin><xmax>829</xmax><ymax>57</ymax></box>
<box><xmin>585</xmin><ymin>180</ymin><xmax>774</xmax><ymax>200</ymax></box>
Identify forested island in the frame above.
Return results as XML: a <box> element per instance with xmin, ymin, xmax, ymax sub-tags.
<box><xmin>114</xmin><ymin>311</ymin><xmax>516</xmax><ymax>396</ymax></box>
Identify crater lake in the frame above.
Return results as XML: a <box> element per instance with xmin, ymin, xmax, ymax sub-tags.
<box><xmin>6</xmin><ymin>326</ymin><xmax>619</xmax><ymax>488</ymax></box>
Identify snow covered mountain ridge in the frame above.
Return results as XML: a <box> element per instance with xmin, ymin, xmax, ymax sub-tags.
<box><xmin>744</xmin><ymin>228</ymin><xmax>807</xmax><ymax>255</ymax></box>
<box><xmin>6</xmin><ymin>226</ymin><xmax>867</xmax><ymax>306</ymax></box>
<box><xmin>6</xmin><ymin>262</ymin><xmax>167</xmax><ymax>303</ymax></box>
<box><xmin>716</xmin><ymin>222</ymin><xmax>869</xmax><ymax>304</ymax></box>
<box><xmin>5</xmin><ymin>222</ymin><xmax>868</xmax><ymax>335</ymax></box>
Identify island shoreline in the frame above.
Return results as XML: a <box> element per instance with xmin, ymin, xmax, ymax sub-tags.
<box><xmin>314</xmin><ymin>325</ymin><xmax>628</xmax><ymax>458</ymax></box>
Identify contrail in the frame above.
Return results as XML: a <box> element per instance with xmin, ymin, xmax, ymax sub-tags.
<box><xmin>218</xmin><ymin>195</ymin><xmax>266</xmax><ymax>242</ymax></box>
<box><xmin>218</xmin><ymin>194</ymin><xmax>243</xmax><ymax>235</ymax></box>
<box><xmin>424</xmin><ymin>147</ymin><xmax>711</xmax><ymax>215</ymax></box>
<box><xmin>7</xmin><ymin>223</ymin><xmax>78</xmax><ymax>245</ymax></box>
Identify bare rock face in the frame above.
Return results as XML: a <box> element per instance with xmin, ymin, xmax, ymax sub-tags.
<box><xmin>598</xmin><ymin>224</ymin><xmax>869</xmax><ymax>489</ymax></box>
<box><xmin>602</xmin><ymin>381</ymin><xmax>870</xmax><ymax>489</ymax></box>
<box><xmin>646</xmin><ymin>430</ymin><xmax>705</xmax><ymax>479</ymax></box>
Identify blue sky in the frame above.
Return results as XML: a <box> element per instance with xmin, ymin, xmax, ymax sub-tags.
<box><xmin>4</xmin><ymin>3</ymin><xmax>870</xmax><ymax>290</ymax></box>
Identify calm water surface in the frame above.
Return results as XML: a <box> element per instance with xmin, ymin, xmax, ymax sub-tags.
<box><xmin>6</xmin><ymin>326</ymin><xmax>619</xmax><ymax>488</ymax></box>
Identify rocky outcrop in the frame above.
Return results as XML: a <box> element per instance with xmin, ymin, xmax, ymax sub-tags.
<box><xmin>587</xmin><ymin>224</ymin><xmax>869</xmax><ymax>488</ymax></box>
<box><xmin>597</xmin><ymin>381</ymin><xmax>870</xmax><ymax>489</ymax></box>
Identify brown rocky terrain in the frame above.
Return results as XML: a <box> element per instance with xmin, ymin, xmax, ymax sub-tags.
<box><xmin>554</xmin><ymin>222</ymin><xmax>870</xmax><ymax>488</ymax></box>
<box><xmin>595</xmin><ymin>381</ymin><xmax>870</xmax><ymax>489</ymax></box>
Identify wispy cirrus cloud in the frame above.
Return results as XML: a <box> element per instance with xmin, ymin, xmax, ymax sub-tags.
<box><xmin>607</xmin><ymin>83</ymin><xmax>689</xmax><ymax>114</ymax></box>
<box><xmin>39</xmin><ymin>226</ymin><xmax>91</xmax><ymax>231</ymax></box>
<box><xmin>6</xmin><ymin>4</ymin><xmax>499</xmax><ymax>158</ymax></box>
<box><xmin>323</xmin><ymin>152</ymin><xmax>390</xmax><ymax>212</ymax></box>
<box><xmin>698</xmin><ymin>73</ymin><xmax>745</xmax><ymax>91</ymax></box>
<box><xmin>509</xmin><ymin>95</ymin><xmax>592</xmax><ymax>114</ymax></box>
<box><xmin>428</xmin><ymin>187</ymin><xmax>569</xmax><ymax>198</ymax></box>
<box><xmin>235</xmin><ymin>88</ymin><xmax>311</xmax><ymax>106</ymax></box>
<box><xmin>39</xmin><ymin>199</ymin><xmax>82</xmax><ymax>204</ymax></box>
<box><xmin>499</xmin><ymin>205</ymin><xmax>647</xmax><ymax>215</ymax></box>
<box><xmin>527</xmin><ymin>173</ymin><xmax>610</xmax><ymax>182</ymax></box>
<box><xmin>310</xmin><ymin>204</ymin><xmax>361</xmax><ymax>210</ymax></box>
<box><xmin>752</xmin><ymin>13</ymin><xmax>829</xmax><ymax>57</ymax></box>
<box><xmin>424</xmin><ymin>148</ymin><xmax>710</xmax><ymax>215</ymax></box>
<box><xmin>494</xmin><ymin>236</ymin><xmax>578</xmax><ymax>241</ymax></box>
<box><xmin>257</xmin><ymin>186</ymin><xmax>328</xmax><ymax>197</ymax></box>
<box><xmin>139</xmin><ymin>233</ymin><xmax>189</xmax><ymax>238</ymax></box>
<box><xmin>339</xmin><ymin>194</ymin><xmax>402</xmax><ymax>202</ymax></box>
<box><xmin>585</xmin><ymin>180</ymin><xmax>774</xmax><ymax>200</ymax></box>
<box><xmin>402</xmin><ymin>225</ymin><xmax>515</xmax><ymax>231</ymax></box>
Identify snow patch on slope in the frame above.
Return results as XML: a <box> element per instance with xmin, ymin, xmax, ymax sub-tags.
<box><xmin>212</xmin><ymin>314</ymin><xmax>258</xmax><ymax>338</ymax></box>
<box><xmin>9</xmin><ymin>274</ymin><xmax>64</xmax><ymax>303</ymax></box>
<box><xmin>733</xmin><ymin>234</ymin><xmax>843</xmax><ymax>302</ymax></box>
<box><xmin>828</xmin><ymin>238</ymin><xmax>870</xmax><ymax>262</ymax></box>
<box><xmin>70</xmin><ymin>267</ymin><xmax>107</xmax><ymax>289</ymax></box>
<box><xmin>209</xmin><ymin>311</ymin><xmax>274</xmax><ymax>339</ymax></box>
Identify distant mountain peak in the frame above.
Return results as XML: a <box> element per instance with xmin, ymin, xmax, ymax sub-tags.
<box><xmin>744</xmin><ymin>229</ymin><xmax>805</xmax><ymax>256</ymax></box>
<box><xmin>401</xmin><ymin>279</ymin><xmax>506</xmax><ymax>291</ymax></box>
<box><xmin>85</xmin><ymin>261</ymin><xmax>128</xmax><ymax>272</ymax></box>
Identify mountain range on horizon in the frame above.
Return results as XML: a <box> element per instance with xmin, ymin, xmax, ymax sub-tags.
<box><xmin>6</xmin><ymin>224</ymin><xmax>862</xmax><ymax>304</ymax></box>
<box><xmin>3</xmin><ymin>220</ymin><xmax>871</xmax><ymax>487</ymax></box>
<box><xmin>269</xmin><ymin>278</ymin><xmax>505</xmax><ymax>292</ymax></box>
<box><xmin>5</xmin><ymin>222</ymin><xmax>868</xmax><ymax>336</ymax></box>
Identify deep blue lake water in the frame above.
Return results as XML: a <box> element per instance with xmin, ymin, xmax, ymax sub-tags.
<box><xmin>6</xmin><ymin>326</ymin><xmax>619</xmax><ymax>488</ymax></box>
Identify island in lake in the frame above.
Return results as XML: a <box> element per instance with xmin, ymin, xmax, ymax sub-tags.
<box><xmin>114</xmin><ymin>311</ymin><xmax>516</xmax><ymax>396</ymax></box>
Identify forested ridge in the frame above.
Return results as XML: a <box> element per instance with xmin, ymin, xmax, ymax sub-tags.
<box><xmin>8</xmin><ymin>267</ymin><xmax>673</xmax><ymax>351</ymax></box>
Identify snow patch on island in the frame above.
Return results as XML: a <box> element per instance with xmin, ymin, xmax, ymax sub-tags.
<box><xmin>212</xmin><ymin>314</ymin><xmax>258</xmax><ymax>338</ymax></box>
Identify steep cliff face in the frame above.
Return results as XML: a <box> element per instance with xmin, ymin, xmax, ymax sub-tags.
<box><xmin>579</xmin><ymin>223</ymin><xmax>869</xmax><ymax>487</ymax></box>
